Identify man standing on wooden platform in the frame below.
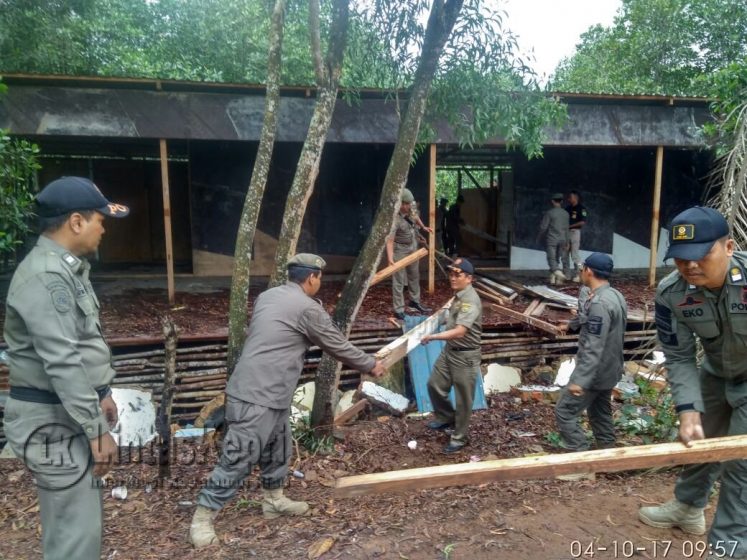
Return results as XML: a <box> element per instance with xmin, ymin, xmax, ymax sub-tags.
<box><xmin>639</xmin><ymin>207</ymin><xmax>747</xmax><ymax>558</ymax></box>
<box><xmin>421</xmin><ymin>258</ymin><xmax>482</xmax><ymax>454</ymax></box>
<box><xmin>3</xmin><ymin>177</ymin><xmax>129</xmax><ymax>560</ymax></box>
<box><xmin>190</xmin><ymin>254</ymin><xmax>385</xmax><ymax>548</ymax></box>
<box><xmin>555</xmin><ymin>253</ymin><xmax>627</xmax><ymax>452</ymax></box>
<box><xmin>387</xmin><ymin>188</ymin><xmax>431</xmax><ymax>320</ymax></box>
<box><xmin>538</xmin><ymin>193</ymin><xmax>570</xmax><ymax>285</ymax></box>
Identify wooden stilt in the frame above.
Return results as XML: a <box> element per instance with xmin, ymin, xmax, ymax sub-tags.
<box><xmin>648</xmin><ymin>146</ymin><xmax>664</xmax><ymax>288</ymax></box>
<box><xmin>159</xmin><ymin>139</ymin><xmax>175</xmax><ymax>305</ymax></box>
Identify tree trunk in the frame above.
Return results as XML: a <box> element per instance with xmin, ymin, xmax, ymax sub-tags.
<box><xmin>269</xmin><ymin>0</ymin><xmax>350</xmax><ymax>286</ymax></box>
<box><xmin>157</xmin><ymin>317</ymin><xmax>179</xmax><ymax>479</ymax></box>
<box><xmin>226</xmin><ymin>0</ymin><xmax>286</xmax><ymax>374</ymax></box>
<box><xmin>310</xmin><ymin>0</ymin><xmax>464</xmax><ymax>431</ymax></box>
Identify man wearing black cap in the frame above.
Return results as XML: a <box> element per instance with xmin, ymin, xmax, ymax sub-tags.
<box><xmin>3</xmin><ymin>176</ymin><xmax>129</xmax><ymax>560</ymax></box>
<box><xmin>639</xmin><ymin>207</ymin><xmax>747</xmax><ymax>558</ymax></box>
<box><xmin>538</xmin><ymin>193</ymin><xmax>570</xmax><ymax>285</ymax></box>
<box><xmin>421</xmin><ymin>257</ymin><xmax>482</xmax><ymax>453</ymax></box>
<box><xmin>555</xmin><ymin>252</ymin><xmax>627</xmax><ymax>453</ymax></box>
<box><xmin>190</xmin><ymin>253</ymin><xmax>385</xmax><ymax>548</ymax></box>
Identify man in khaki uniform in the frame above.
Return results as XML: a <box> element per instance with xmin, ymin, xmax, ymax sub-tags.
<box><xmin>386</xmin><ymin>188</ymin><xmax>431</xmax><ymax>320</ymax></box>
<box><xmin>422</xmin><ymin>258</ymin><xmax>482</xmax><ymax>453</ymax></box>
<box><xmin>190</xmin><ymin>254</ymin><xmax>385</xmax><ymax>548</ymax></box>
<box><xmin>639</xmin><ymin>207</ymin><xmax>747</xmax><ymax>558</ymax></box>
<box><xmin>3</xmin><ymin>176</ymin><xmax>129</xmax><ymax>560</ymax></box>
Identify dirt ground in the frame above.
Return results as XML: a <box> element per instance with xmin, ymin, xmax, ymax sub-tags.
<box><xmin>0</xmin><ymin>394</ymin><xmax>712</xmax><ymax>560</ymax></box>
<box><xmin>0</xmin><ymin>272</ymin><xmax>658</xmax><ymax>343</ymax></box>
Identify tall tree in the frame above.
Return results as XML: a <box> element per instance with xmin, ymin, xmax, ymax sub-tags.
<box><xmin>551</xmin><ymin>0</ymin><xmax>747</xmax><ymax>97</ymax></box>
<box><xmin>226</xmin><ymin>0</ymin><xmax>287</xmax><ymax>374</ymax></box>
<box><xmin>268</xmin><ymin>0</ymin><xmax>350</xmax><ymax>286</ymax></box>
<box><xmin>309</xmin><ymin>0</ymin><xmax>465</xmax><ymax>430</ymax></box>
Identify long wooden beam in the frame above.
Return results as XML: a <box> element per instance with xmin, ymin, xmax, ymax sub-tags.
<box><xmin>648</xmin><ymin>146</ymin><xmax>664</xmax><ymax>287</ymax></box>
<box><xmin>159</xmin><ymin>139</ymin><xmax>175</xmax><ymax>305</ymax></box>
<box><xmin>428</xmin><ymin>144</ymin><xmax>436</xmax><ymax>294</ymax></box>
<box><xmin>335</xmin><ymin>435</ymin><xmax>747</xmax><ymax>498</ymax></box>
<box><xmin>490</xmin><ymin>303</ymin><xmax>563</xmax><ymax>337</ymax></box>
<box><xmin>374</xmin><ymin>300</ymin><xmax>452</xmax><ymax>369</ymax></box>
<box><xmin>370</xmin><ymin>248</ymin><xmax>429</xmax><ymax>287</ymax></box>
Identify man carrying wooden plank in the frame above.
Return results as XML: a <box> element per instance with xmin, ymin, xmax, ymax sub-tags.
<box><xmin>555</xmin><ymin>253</ymin><xmax>627</xmax><ymax>452</ymax></box>
<box><xmin>189</xmin><ymin>254</ymin><xmax>385</xmax><ymax>548</ymax></box>
<box><xmin>386</xmin><ymin>188</ymin><xmax>432</xmax><ymax>320</ymax></box>
<box><xmin>639</xmin><ymin>207</ymin><xmax>747</xmax><ymax>558</ymax></box>
<box><xmin>421</xmin><ymin>258</ymin><xmax>482</xmax><ymax>453</ymax></box>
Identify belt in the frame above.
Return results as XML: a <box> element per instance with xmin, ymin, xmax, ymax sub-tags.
<box><xmin>448</xmin><ymin>346</ymin><xmax>480</xmax><ymax>352</ymax></box>
<box><xmin>9</xmin><ymin>385</ymin><xmax>111</xmax><ymax>404</ymax></box>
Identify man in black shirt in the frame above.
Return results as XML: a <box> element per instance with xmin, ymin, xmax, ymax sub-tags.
<box><xmin>566</xmin><ymin>190</ymin><xmax>588</xmax><ymax>282</ymax></box>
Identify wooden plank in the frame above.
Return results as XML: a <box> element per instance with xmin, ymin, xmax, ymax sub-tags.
<box><xmin>649</xmin><ymin>145</ymin><xmax>664</xmax><ymax>287</ymax></box>
<box><xmin>335</xmin><ymin>435</ymin><xmax>747</xmax><ymax>497</ymax></box>
<box><xmin>159</xmin><ymin>139</ymin><xmax>175</xmax><ymax>306</ymax></box>
<box><xmin>428</xmin><ymin>144</ymin><xmax>436</xmax><ymax>294</ymax></box>
<box><xmin>334</xmin><ymin>399</ymin><xmax>369</xmax><ymax>426</ymax></box>
<box><xmin>523</xmin><ymin>299</ymin><xmax>541</xmax><ymax>316</ymax></box>
<box><xmin>490</xmin><ymin>304</ymin><xmax>563</xmax><ymax>337</ymax></box>
<box><xmin>370</xmin><ymin>247</ymin><xmax>429</xmax><ymax>287</ymax></box>
<box><xmin>530</xmin><ymin>302</ymin><xmax>547</xmax><ymax>317</ymax></box>
<box><xmin>374</xmin><ymin>300</ymin><xmax>452</xmax><ymax>369</ymax></box>
<box><xmin>473</xmin><ymin>286</ymin><xmax>508</xmax><ymax>306</ymax></box>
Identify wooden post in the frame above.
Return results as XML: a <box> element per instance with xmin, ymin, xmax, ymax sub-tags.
<box><xmin>648</xmin><ymin>146</ymin><xmax>664</xmax><ymax>287</ymax></box>
<box><xmin>428</xmin><ymin>144</ymin><xmax>436</xmax><ymax>293</ymax></box>
<box><xmin>157</xmin><ymin>317</ymin><xmax>179</xmax><ymax>479</ymax></box>
<box><xmin>159</xmin><ymin>139</ymin><xmax>175</xmax><ymax>305</ymax></box>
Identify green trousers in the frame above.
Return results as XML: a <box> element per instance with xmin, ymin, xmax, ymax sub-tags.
<box><xmin>426</xmin><ymin>348</ymin><xmax>480</xmax><ymax>442</ymax></box>
<box><xmin>3</xmin><ymin>398</ymin><xmax>103</xmax><ymax>560</ymax></box>
<box><xmin>392</xmin><ymin>245</ymin><xmax>421</xmax><ymax>313</ymax></box>
<box><xmin>673</xmin><ymin>372</ymin><xmax>747</xmax><ymax>558</ymax></box>
<box><xmin>555</xmin><ymin>387</ymin><xmax>615</xmax><ymax>451</ymax></box>
<box><xmin>197</xmin><ymin>397</ymin><xmax>291</xmax><ymax>511</ymax></box>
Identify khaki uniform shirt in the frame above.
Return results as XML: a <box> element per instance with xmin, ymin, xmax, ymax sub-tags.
<box><xmin>4</xmin><ymin>236</ymin><xmax>114</xmax><ymax>438</ymax></box>
<box><xmin>569</xmin><ymin>283</ymin><xmax>627</xmax><ymax>390</ymax></box>
<box><xmin>655</xmin><ymin>252</ymin><xmax>747</xmax><ymax>413</ymax></box>
<box><xmin>445</xmin><ymin>284</ymin><xmax>482</xmax><ymax>350</ymax></box>
<box><xmin>393</xmin><ymin>212</ymin><xmax>417</xmax><ymax>251</ymax></box>
<box><xmin>539</xmin><ymin>207</ymin><xmax>570</xmax><ymax>243</ymax></box>
<box><xmin>227</xmin><ymin>282</ymin><xmax>376</xmax><ymax>409</ymax></box>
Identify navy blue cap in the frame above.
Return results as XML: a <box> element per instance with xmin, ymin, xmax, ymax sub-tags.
<box><xmin>584</xmin><ymin>253</ymin><xmax>614</xmax><ymax>278</ymax></box>
<box><xmin>664</xmin><ymin>207</ymin><xmax>729</xmax><ymax>261</ymax></box>
<box><xmin>36</xmin><ymin>177</ymin><xmax>129</xmax><ymax>218</ymax></box>
<box><xmin>448</xmin><ymin>257</ymin><xmax>474</xmax><ymax>275</ymax></box>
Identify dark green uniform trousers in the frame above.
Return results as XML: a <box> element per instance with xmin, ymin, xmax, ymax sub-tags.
<box><xmin>555</xmin><ymin>387</ymin><xmax>615</xmax><ymax>451</ymax></box>
<box><xmin>674</xmin><ymin>372</ymin><xmax>747</xmax><ymax>558</ymax></box>
<box><xmin>197</xmin><ymin>397</ymin><xmax>292</xmax><ymax>511</ymax></box>
<box><xmin>4</xmin><ymin>398</ymin><xmax>103</xmax><ymax>560</ymax></box>
<box><xmin>427</xmin><ymin>348</ymin><xmax>480</xmax><ymax>442</ymax></box>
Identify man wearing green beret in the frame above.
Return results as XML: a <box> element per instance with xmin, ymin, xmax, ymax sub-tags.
<box><xmin>3</xmin><ymin>176</ymin><xmax>128</xmax><ymax>560</ymax></box>
<box><xmin>190</xmin><ymin>253</ymin><xmax>385</xmax><ymax>548</ymax></box>
<box><xmin>386</xmin><ymin>188</ymin><xmax>432</xmax><ymax>320</ymax></box>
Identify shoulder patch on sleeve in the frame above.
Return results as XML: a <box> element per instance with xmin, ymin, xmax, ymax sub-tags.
<box><xmin>586</xmin><ymin>315</ymin><xmax>603</xmax><ymax>335</ymax></box>
<box><xmin>49</xmin><ymin>282</ymin><xmax>73</xmax><ymax>313</ymax></box>
<box><xmin>460</xmin><ymin>302</ymin><xmax>472</xmax><ymax>313</ymax></box>
<box><xmin>655</xmin><ymin>301</ymin><xmax>678</xmax><ymax>346</ymax></box>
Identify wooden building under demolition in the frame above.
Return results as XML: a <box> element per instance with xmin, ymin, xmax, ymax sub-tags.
<box><xmin>0</xmin><ymin>74</ymin><xmax>711</xmax><ymax>288</ymax></box>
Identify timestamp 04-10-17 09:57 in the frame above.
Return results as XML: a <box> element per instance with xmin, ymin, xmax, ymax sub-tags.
<box><xmin>570</xmin><ymin>539</ymin><xmax>739</xmax><ymax>558</ymax></box>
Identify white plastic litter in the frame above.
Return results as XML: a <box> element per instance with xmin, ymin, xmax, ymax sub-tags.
<box><xmin>407</xmin><ymin>440</ymin><xmax>417</xmax><ymax>450</ymax></box>
<box><xmin>111</xmin><ymin>486</ymin><xmax>128</xmax><ymax>500</ymax></box>
<box><xmin>110</xmin><ymin>388</ymin><xmax>156</xmax><ymax>447</ymax></box>
<box><xmin>483</xmin><ymin>364</ymin><xmax>522</xmax><ymax>394</ymax></box>
<box><xmin>554</xmin><ymin>358</ymin><xmax>575</xmax><ymax>387</ymax></box>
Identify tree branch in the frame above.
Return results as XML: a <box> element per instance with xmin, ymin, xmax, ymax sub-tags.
<box><xmin>309</xmin><ymin>0</ymin><xmax>325</xmax><ymax>85</ymax></box>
